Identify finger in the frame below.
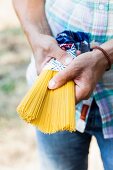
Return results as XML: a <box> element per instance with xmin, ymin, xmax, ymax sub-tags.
<box><xmin>75</xmin><ymin>83</ymin><xmax>91</xmax><ymax>103</ymax></box>
<box><xmin>76</xmin><ymin>50</ymin><xmax>81</xmax><ymax>56</ymax></box>
<box><xmin>50</xmin><ymin>43</ymin><xmax>73</xmax><ymax>65</ymax></box>
<box><xmin>41</xmin><ymin>56</ymin><xmax>52</xmax><ymax>68</ymax></box>
<box><xmin>75</xmin><ymin>85</ymin><xmax>84</xmax><ymax>104</ymax></box>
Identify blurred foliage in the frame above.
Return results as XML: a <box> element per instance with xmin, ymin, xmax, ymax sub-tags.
<box><xmin>0</xmin><ymin>27</ymin><xmax>31</xmax><ymax>119</ymax></box>
<box><xmin>0</xmin><ymin>78</ymin><xmax>15</xmax><ymax>94</ymax></box>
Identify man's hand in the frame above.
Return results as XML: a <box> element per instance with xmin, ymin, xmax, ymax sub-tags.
<box><xmin>32</xmin><ymin>34</ymin><xmax>72</xmax><ymax>74</ymax></box>
<box><xmin>48</xmin><ymin>50</ymin><xmax>108</xmax><ymax>103</ymax></box>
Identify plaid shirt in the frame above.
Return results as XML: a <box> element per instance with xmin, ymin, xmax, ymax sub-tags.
<box><xmin>45</xmin><ymin>0</ymin><xmax>113</xmax><ymax>139</ymax></box>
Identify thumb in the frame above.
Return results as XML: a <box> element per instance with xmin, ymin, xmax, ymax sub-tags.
<box><xmin>48</xmin><ymin>67</ymin><xmax>75</xmax><ymax>89</ymax></box>
<box><xmin>50</xmin><ymin>43</ymin><xmax>73</xmax><ymax>65</ymax></box>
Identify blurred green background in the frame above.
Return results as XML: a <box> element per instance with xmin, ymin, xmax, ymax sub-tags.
<box><xmin>0</xmin><ymin>26</ymin><xmax>29</xmax><ymax>119</ymax></box>
<box><xmin>0</xmin><ymin>1</ymin><xmax>104</xmax><ymax>170</ymax></box>
<box><xmin>0</xmin><ymin>1</ymin><xmax>31</xmax><ymax>119</ymax></box>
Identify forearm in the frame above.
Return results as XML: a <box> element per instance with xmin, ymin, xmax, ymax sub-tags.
<box><xmin>12</xmin><ymin>0</ymin><xmax>52</xmax><ymax>52</ymax></box>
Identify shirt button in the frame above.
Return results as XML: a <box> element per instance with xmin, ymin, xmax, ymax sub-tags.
<box><xmin>99</xmin><ymin>4</ymin><xmax>104</xmax><ymax>10</ymax></box>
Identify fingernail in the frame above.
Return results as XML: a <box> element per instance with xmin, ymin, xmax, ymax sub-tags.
<box><xmin>65</xmin><ymin>57</ymin><xmax>72</xmax><ymax>65</ymax></box>
<box><xmin>48</xmin><ymin>80</ymin><xmax>56</xmax><ymax>89</ymax></box>
<box><xmin>76</xmin><ymin>50</ymin><xmax>81</xmax><ymax>56</ymax></box>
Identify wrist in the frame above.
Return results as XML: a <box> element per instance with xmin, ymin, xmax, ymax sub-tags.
<box><xmin>100</xmin><ymin>39</ymin><xmax>113</xmax><ymax>64</ymax></box>
<box><xmin>91</xmin><ymin>49</ymin><xmax>108</xmax><ymax>71</ymax></box>
<box><xmin>26</xmin><ymin>29</ymin><xmax>52</xmax><ymax>53</ymax></box>
<box><xmin>92</xmin><ymin>46</ymin><xmax>112</xmax><ymax>71</ymax></box>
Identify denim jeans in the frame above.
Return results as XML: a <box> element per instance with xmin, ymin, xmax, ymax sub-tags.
<box><xmin>36</xmin><ymin>100</ymin><xmax>113</xmax><ymax>170</ymax></box>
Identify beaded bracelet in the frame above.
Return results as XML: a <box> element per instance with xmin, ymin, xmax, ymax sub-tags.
<box><xmin>92</xmin><ymin>46</ymin><xmax>112</xmax><ymax>71</ymax></box>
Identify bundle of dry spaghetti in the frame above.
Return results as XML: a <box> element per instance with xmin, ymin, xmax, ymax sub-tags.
<box><xmin>17</xmin><ymin>69</ymin><xmax>75</xmax><ymax>133</ymax></box>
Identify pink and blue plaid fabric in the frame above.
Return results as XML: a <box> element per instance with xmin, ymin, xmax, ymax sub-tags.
<box><xmin>45</xmin><ymin>0</ymin><xmax>113</xmax><ymax>139</ymax></box>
